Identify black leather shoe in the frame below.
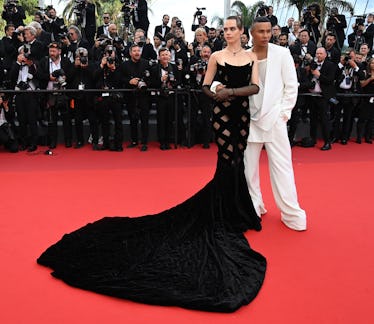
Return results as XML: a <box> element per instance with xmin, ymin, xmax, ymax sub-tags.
<box><xmin>74</xmin><ymin>142</ymin><xmax>84</xmax><ymax>149</ymax></box>
<box><xmin>202</xmin><ymin>143</ymin><xmax>210</xmax><ymax>149</ymax></box>
<box><xmin>65</xmin><ymin>140</ymin><xmax>72</xmax><ymax>148</ymax></box>
<box><xmin>365</xmin><ymin>139</ymin><xmax>373</xmax><ymax>144</ymax></box>
<box><xmin>356</xmin><ymin>138</ymin><xmax>362</xmax><ymax>144</ymax></box>
<box><xmin>140</xmin><ymin>144</ymin><xmax>148</xmax><ymax>151</ymax></box>
<box><xmin>127</xmin><ymin>142</ymin><xmax>137</xmax><ymax>148</ymax></box>
<box><xmin>92</xmin><ymin>143</ymin><xmax>100</xmax><ymax>150</ymax></box>
<box><xmin>321</xmin><ymin>143</ymin><xmax>331</xmax><ymax>151</ymax></box>
<box><xmin>341</xmin><ymin>139</ymin><xmax>348</xmax><ymax>145</ymax></box>
<box><xmin>27</xmin><ymin>145</ymin><xmax>37</xmax><ymax>152</ymax></box>
<box><xmin>330</xmin><ymin>137</ymin><xmax>337</xmax><ymax>144</ymax></box>
<box><xmin>110</xmin><ymin>146</ymin><xmax>123</xmax><ymax>152</ymax></box>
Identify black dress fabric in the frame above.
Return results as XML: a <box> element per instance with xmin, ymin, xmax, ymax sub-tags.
<box><xmin>37</xmin><ymin>62</ymin><xmax>267</xmax><ymax>313</ymax></box>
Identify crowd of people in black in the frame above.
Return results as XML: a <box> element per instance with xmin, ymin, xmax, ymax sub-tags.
<box><xmin>0</xmin><ymin>1</ymin><xmax>373</xmax><ymax>153</ymax></box>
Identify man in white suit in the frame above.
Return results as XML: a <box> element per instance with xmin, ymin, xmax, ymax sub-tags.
<box><xmin>244</xmin><ymin>17</ymin><xmax>307</xmax><ymax>231</ymax></box>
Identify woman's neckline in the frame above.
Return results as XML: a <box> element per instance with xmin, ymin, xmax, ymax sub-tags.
<box><xmin>216</xmin><ymin>61</ymin><xmax>252</xmax><ymax>68</ymax></box>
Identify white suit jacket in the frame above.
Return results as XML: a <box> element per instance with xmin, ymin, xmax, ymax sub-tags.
<box><xmin>248</xmin><ymin>43</ymin><xmax>297</xmax><ymax>142</ymax></box>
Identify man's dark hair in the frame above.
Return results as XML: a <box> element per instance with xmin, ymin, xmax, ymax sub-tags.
<box><xmin>158</xmin><ymin>47</ymin><xmax>170</xmax><ymax>55</ymax></box>
<box><xmin>5</xmin><ymin>24</ymin><xmax>15</xmax><ymax>33</ymax></box>
<box><xmin>209</xmin><ymin>27</ymin><xmax>216</xmax><ymax>32</ymax></box>
<box><xmin>326</xmin><ymin>33</ymin><xmax>336</xmax><ymax>39</ymax></box>
<box><xmin>129</xmin><ymin>43</ymin><xmax>140</xmax><ymax>51</ymax></box>
<box><xmin>279</xmin><ymin>33</ymin><xmax>288</xmax><ymax>38</ymax></box>
<box><xmin>251</xmin><ymin>16</ymin><xmax>271</xmax><ymax>30</ymax></box>
<box><xmin>299</xmin><ymin>29</ymin><xmax>310</xmax><ymax>35</ymax></box>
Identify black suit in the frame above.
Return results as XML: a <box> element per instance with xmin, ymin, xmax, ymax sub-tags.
<box><xmin>2</xmin><ymin>6</ymin><xmax>25</xmax><ymax>27</ymax></box>
<box><xmin>1</xmin><ymin>36</ymin><xmax>19</xmax><ymax>70</ymax></box>
<box><xmin>121</xmin><ymin>58</ymin><xmax>151</xmax><ymax>145</ymax></box>
<box><xmin>96</xmin><ymin>24</ymin><xmax>110</xmax><ymax>38</ymax></box>
<box><xmin>364</xmin><ymin>23</ymin><xmax>374</xmax><ymax>51</ymax></box>
<box><xmin>131</xmin><ymin>0</ymin><xmax>150</xmax><ymax>35</ymax></box>
<box><xmin>290</xmin><ymin>40</ymin><xmax>317</xmax><ymax>58</ymax></box>
<box><xmin>29</xmin><ymin>39</ymin><xmax>46</xmax><ymax>62</ymax></box>
<box><xmin>326</xmin><ymin>14</ymin><xmax>347</xmax><ymax>49</ymax></box>
<box><xmin>150</xmin><ymin>63</ymin><xmax>181</xmax><ymax>147</ymax></box>
<box><xmin>37</xmin><ymin>31</ymin><xmax>53</xmax><ymax>56</ymax></box>
<box><xmin>37</xmin><ymin>56</ymin><xmax>73</xmax><ymax>147</ymax></box>
<box><xmin>325</xmin><ymin>46</ymin><xmax>341</xmax><ymax>64</ymax></box>
<box><xmin>309</xmin><ymin>60</ymin><xmax>337</xmax><ymax>143</ymax></box>
<box><xmin>154</xmin><ymin>25</ymin><xmax>171</xmax><ymax>41</ymax></box>
<box><xmin>42</xmin><ymin>17</ymin><xmax>66</xmax><ymax>41</ymax></box>
<box><xmin>348</xmin><ymin>31</ymin><xmax>366</xmax><ymax>51</ymax></box>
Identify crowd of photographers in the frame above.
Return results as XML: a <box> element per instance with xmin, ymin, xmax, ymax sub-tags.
<box><xmin>0</xmin><ymin>2</ymin><xmax>373</xmax><ymax>154</ymax></box>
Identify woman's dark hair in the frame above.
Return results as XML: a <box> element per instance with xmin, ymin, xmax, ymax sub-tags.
<box><xmin>226</xmin><ymin>15</ymin><xmax>243</xmax><ymax>29</ymax></box>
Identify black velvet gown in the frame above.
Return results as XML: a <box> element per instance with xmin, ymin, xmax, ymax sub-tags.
<box><xmin>37</xmin><ymin>62</ymin><xmax>267</xmax><ymax>313</ymax></box>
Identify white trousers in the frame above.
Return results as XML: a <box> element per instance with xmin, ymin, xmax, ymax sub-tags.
<box><xmin>244</xmin><ymin>118</ymin><xmax>307</xmax><ymax>230</ymax></box>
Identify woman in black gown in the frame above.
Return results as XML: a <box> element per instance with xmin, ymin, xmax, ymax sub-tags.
<box><xmin>37</xmin><ymin>16</ymin><xmax>267</xmax><ymax>313</ymax></box>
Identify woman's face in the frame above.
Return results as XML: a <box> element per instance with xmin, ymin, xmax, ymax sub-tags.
<box><xmin>223</xmin><ymin>19</ymin><xmax>242</xmax><ymax>44</ymax></box>
<box><xmin>195</xmin><ymin>32</ymin><xmax>206</xmax><ymax>43</ymax></box>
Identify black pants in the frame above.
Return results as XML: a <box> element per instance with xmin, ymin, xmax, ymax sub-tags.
<box><xmin>190</xmin><ymin>92</ymin><xmax>212</xmax><ymax>146</ymax></box>
<box><xmin>96</xmin><ymin>97</ymin><xmax>123</xmax><ymax>148</ymax></box>
<box><xmin>127</xmin><ymin>93</ymin><xmax>149</xmax><ymax>144</ymax></box>
<box><xmin>357</xmin><ymin>100</ymin><xmax>374</xmax><ymax>140</ymax></box>
<box><xmin>156</xmin><ymin>94</ymin><xmax>174</xmax><ymax>146</ymax></box>
<box><xmin>15</xmin><ymin>93</ymin><xmax>39</xmax><ymax>146</ymax></box>
<box><xmin>0</xmin><ymin>123</ymin><xmax>18</xmax><ymax>152</ymax></box>
<box><xmin>46</xmin><ymin>95</ymin><xmax>72</xmax><ymax>146</ymax></box>
<box><xmin>309</xmin><ymin>96</ymin><xmax>330</xmax><ymax>143</ymax></box>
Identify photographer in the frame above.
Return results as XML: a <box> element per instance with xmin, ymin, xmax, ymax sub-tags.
<box><xmin>93</xmin><ymin>45</ymin><xmax>123</xmax><ymax>151</ymax></box>
<box><xmin>61</xmin><ymin>25</ymin><xmax>90</xmax><ymax>63</ymax></box>
<box><xmin>74</xmin><ymin>0</ymin><xmax>96</xmax><ymax>47</ymax></box>
<box><xmin>28</xmin><ymin>21</ymin><xmax>52</xmax><ymax>57</ymax></box>
<box><xmin>307</xmin><ymin>47</ymin><xmax>337</xmax><ymax>151</ymax></box>
<box><xmin>149</xmin><ymin>47</ymin><xmax>181</xmax><ymax>150</ymax></box>
<box><xmin>191</xmin><ymin>9</ymin><xmax>209</xmax><ymax>34</ymax></box>
<box><xmin>189</xmin><ymin>27</ymin><xmax>209</xmax><ymax>58</ymax></box>
<box><xmin>154</xmin><ymin>14</ymin><xmax>171</xmax><ymax>43</ymax></box>
<box><xmin>125</xmin><ymin>28</ymin><xmax>156</xmax><ymax>61</ymax></box>
<box><xmin>9</xmin><ymin>46</ymin><xmax>40</xmax><ymax>152</ymax></box>
<box><xmin>40</xmin><ymin>6</ymin><xmax>67</xmax><ymax>42</ymax></box>
<box><xmin>120</xmin><ymin>44</ymin><xmax>151</xmax><ymax>151</ymax></box>
<box><xmin>348</xmin><ymin>22</ymin><xmax>366</xmax><ymax>52</ymax></box>
<box><xmin>122</xmin><ymin>0</ymin><xmax>150</xmax><ymax>36</ymax></box>
<box><xmin>68</xmin><ymin>47</ymin><xmax>96</xmax><ymax>149</ymax></box>
<box><xmin>0</xmin><ymin>94</ymin><xmax>18</xmax><ymax>153</ymax></box>
<box><xmin>37</xmin><ymin>42</ymin><xmax>73</xmax><ymax>149</ymax></box>
<box><xmin>2</xmin><ymin>0</ymin><xmax>25</xmax><ymax>28</ymax></box>
<box><xmin>2</xmin><ymin>24</ymin><xmax>19</xmax><ymax>73</ymax></box>
<box><xmin>357</xmin><ymin>57</ymin><xmax>374</xmax><ymax>143</ymax></box>
<box><xmin>290</xmin><ymin>29</ymin><xmax>316</xmax><ymax>67</ymax></box>
<box><xmin>301</xmin><ymin>3</ymin><xmax>321</xmax><ymax>44</ymax></box>
<box><xmin>364</xmin><ymin>14</ymin><xmax>374</xmax><ymax>51</ymax></box>
<box><xmin>267</xmin><ymin>6</ymin><xmax>278</xmax><ymax>27</ymax></box>
<box><xmin>332</xmin><ymin>49</ymin><xmax>363</xmax><ymax>145</ymax></box>
<box><xmin>207</xmin><ymin>27</ymin><xmax>223</xmax><ymax>52</ymax></box>
<box><xmin>326</xmin><ymin>7</ymin><xmax>347</xmax><ymax>50</ymax></box>
<box><xmin>22</xmin><ymin>25</ymin><xmax>45</xmax><ymax>62</ymax></box>
<box><xmin>323</xmin><ymin>33</ymin><xmax>341</xmax><ymax>64</ymax></box>
<box><xmin>188</xmin><ymin>44</ymin><xmax>213</xmax><ymax>148</ymax></box>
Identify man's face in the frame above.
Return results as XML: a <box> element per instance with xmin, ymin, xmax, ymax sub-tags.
<box><xmin>130</xmin><ymin>46</ymin><xmax>141</xmax><ymax>62</ymax></box>
<box><xmin>34</xmin><ymin>14</ymin><xmax>42</xmax><ymax>22</ymax></box>
<box><xmin>268</xmin><ymin>7</ymin><xmax>273</xmax><ymax>15</ymax></box>
<box><xmin>325</xmin><ymin>36</ymin><xmax>336</xmax><ymax>48</ymax></box>
<box><xmin>367</xmin><ymin>15</ymin><xmax>374</xmax><ymax>24</ymax></box>
<box><xmin>299</xmin><ymin>31</ymin><xmax>309</xmax><ymax>44</ymax></box>
<box><xmin>48</xmin><ymin>9</ymin><xmax>56</xmax><ymax>19</ymax></box>
<box><xmin>279</xmin><ymin>35</ymin><xmax>288</xmax><ymax>46</ymax></box>
<box><xmin>6</xmin><ymin>26</ymin><xmax>15</xmax><ymax>37</ymax></box>
<box><xmin>199</xmin><ymin>16</ymin><xmax>207</xmax><ymax>26</ymax></box>
<box><xmin>68</xmin><ymin>29</ymin><xmax>78</xmax><ymax>41</ymax></box>
<box><xmin>272</xmin><ymin>25</ymin><xmax>281</xmax><ymax>36</ymax></box>
<box><xmin>360</xmin><ymin>44</ymin><xmax>369</xmax><ymax>55</ymax></box>
<box><xmin>134</xmin><ymin>31</ymin><xmax>145</xmax><ymax>43</ymax></box>
<box><xmin>208</xmin><ymin>30</ymin><xmax>216</xmax><ymax>39</ymax></box>
<box><xmin>163</xmin><ymin>15</ymin><xmax>169</xmax><ymax>25</ymax></box>
<box><xmin>288</xmin><ymin>18</ymin><xmax>294</xmax><ymax>26</ymax></box>
<box><xmin>49</xmin><ymin>47</ymin><xmax>61</xmax><ymax>61</ymax></box>
<box><xmin>159</xmin><ymin>50</ymin><xmax>170</xmax><ymax>65</ymax></box>
<box><xmin>108</xmin><ymin>24</ymin><xmax>118</xmax><ymax>37</ymax></box>
<box><xmin>240</xmin><ymin>34</ymin><xmax>249</xmax><ymax>45</ymax></box>
<box><xmin>251</xmin><ymin>22</ymin><xmax>272</xmax><ymax>48</ymax></box>
<box><xmin>200</xmin><ymin>46</ymin><xmax>211</xmax><ymax>60</ymax></box>
<box><xmin>175</xmin><ymin>27</ymin><xmax>183</xmax><ymax>38</ymax></box>
<box><xmin>316</xmin><ymin>48</ymin><xmax>327</xmax><ymax>62</ymax></box>
<box><xmin>23</xmin><ymin>30</ymin><xmax>35</xmax><ymax>42</ymax></box>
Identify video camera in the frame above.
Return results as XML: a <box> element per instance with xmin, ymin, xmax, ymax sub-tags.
<box><xmin>120</xmin><ymin>0</ymin><xmax>134</xmax><ymax>27</ymax></box>
<box><xmin>4</xmin><ymin>0</ymin><xmax>18</xmax><ymax>13</ymax></box>
<box><xmin>353</xmin><ymin>15</ymin><xmax>367</xmax><ymax>27</ymax></box>
<box><xmin>257</xmin><ymin>5</ymin><xmax>269</xmax><ymax>17</ymax></box>
<box><xmin>73</xmin><ymin>0</ymin><xmax>87</xmax><ymax>25</ymax></box>
<box><xmin>194</xmin><ymin>7</ymin><xmax>206</xmax><ymax>19</ymax></box>
<box><xmin>34</xmin><ymin>5</ymin><xmax>54</xmax><ymax>20</ymax></box>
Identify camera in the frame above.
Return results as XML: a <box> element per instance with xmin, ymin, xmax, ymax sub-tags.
<box><xmin>4</xmin><ymin>0</ymin><xmax>18</xmax><ymax>13</ymax></box>
<box><xmin>15</xmin><ymin>81</ymin><xmax>29</xmax><ymax>91</ymax></box>
<box><xmin>137</xmin><ymin>70</ymin><xmax>150</xmax><ymax>90</ymax></box>
<box><xmin>78</xmin><ymin>50</ymin><xmax>88</xmax><ymax>64</ymax></box>
<box><xmin>257</xmin><ymin>5</ymin><xmax>269</xmax><ymax>17</ymax></box>
<box><xmin>51</xmin><ymin>69</ymin><xmax>67</xmax><ymax>87</ymax></box>
<box><xmin>120</xmin><ymin>0</ymin><xmax>134</xmax><ymax>27</ymax></box>
<box><xmin>73</xmin><ymin>0</ymin><xmax>87</xmax><ymax>24</ymax></box>
<box><xmin>137</xmin><ymin>35</ymin><xmax>146</xmax><ymax>47</ymax></box>
<box><xmin>194</xmin><ymin>7</ymin><xmax>206</xmax><ymax>19</ymax></box>
<box><xmin>309</xmin><ymin>60</ymin><xmax>318</xmax><ymax>70</ymax></box>
<box><xmin>23</xmin><ymin>44</ymin><xmax>31</xmax><ymax>59</ymax></box>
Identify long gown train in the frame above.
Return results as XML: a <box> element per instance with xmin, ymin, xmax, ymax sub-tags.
<box><xmin>37</xmin><ymin>62</ymin><xmax>267</xmax><ymax>313</ymax></box>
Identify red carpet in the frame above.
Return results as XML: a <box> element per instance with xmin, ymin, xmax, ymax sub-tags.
<box><xmin>1</xmin><ymin>141</ymin><xmax>373</xmax><ymax>324</ymax></box>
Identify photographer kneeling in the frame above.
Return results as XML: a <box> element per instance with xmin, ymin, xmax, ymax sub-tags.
<box><xmin>93</xmin><ymin>45</ymin><xmax>123</xmax><ymax>151</ymax></box>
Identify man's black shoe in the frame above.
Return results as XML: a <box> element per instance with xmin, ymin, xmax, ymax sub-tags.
<box><xmin>74</xmin><ymin>142</ymin><xmax>84</xmax><ymax>149</ymax></box>
<box><xmin>127</xmin><ymin>142</ymin><xmax>138</xmax><ymax>148</ymax></box>
<box><xmin>341</xmin><ymin>139</ymin><xmax>348</xmax><ymax>145</ymax></box>
<box><xmin>27</xmin><ymin>145</ymin><xmax>37</xmax><ymax>152</ymax></box>
<box><xmin>140</xmin><ymin>144</ymin><xmax>148</xmax><ymax>151</ymax></box>
<box><xmin>321</xmin><ymin>143</ymin><xmax>331</xmax><ymax>151</ymax></box>
<box><xmin>65</xmin><ymin>140</ymin><xmax>72</xmax><ymax>148</ymax></box>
